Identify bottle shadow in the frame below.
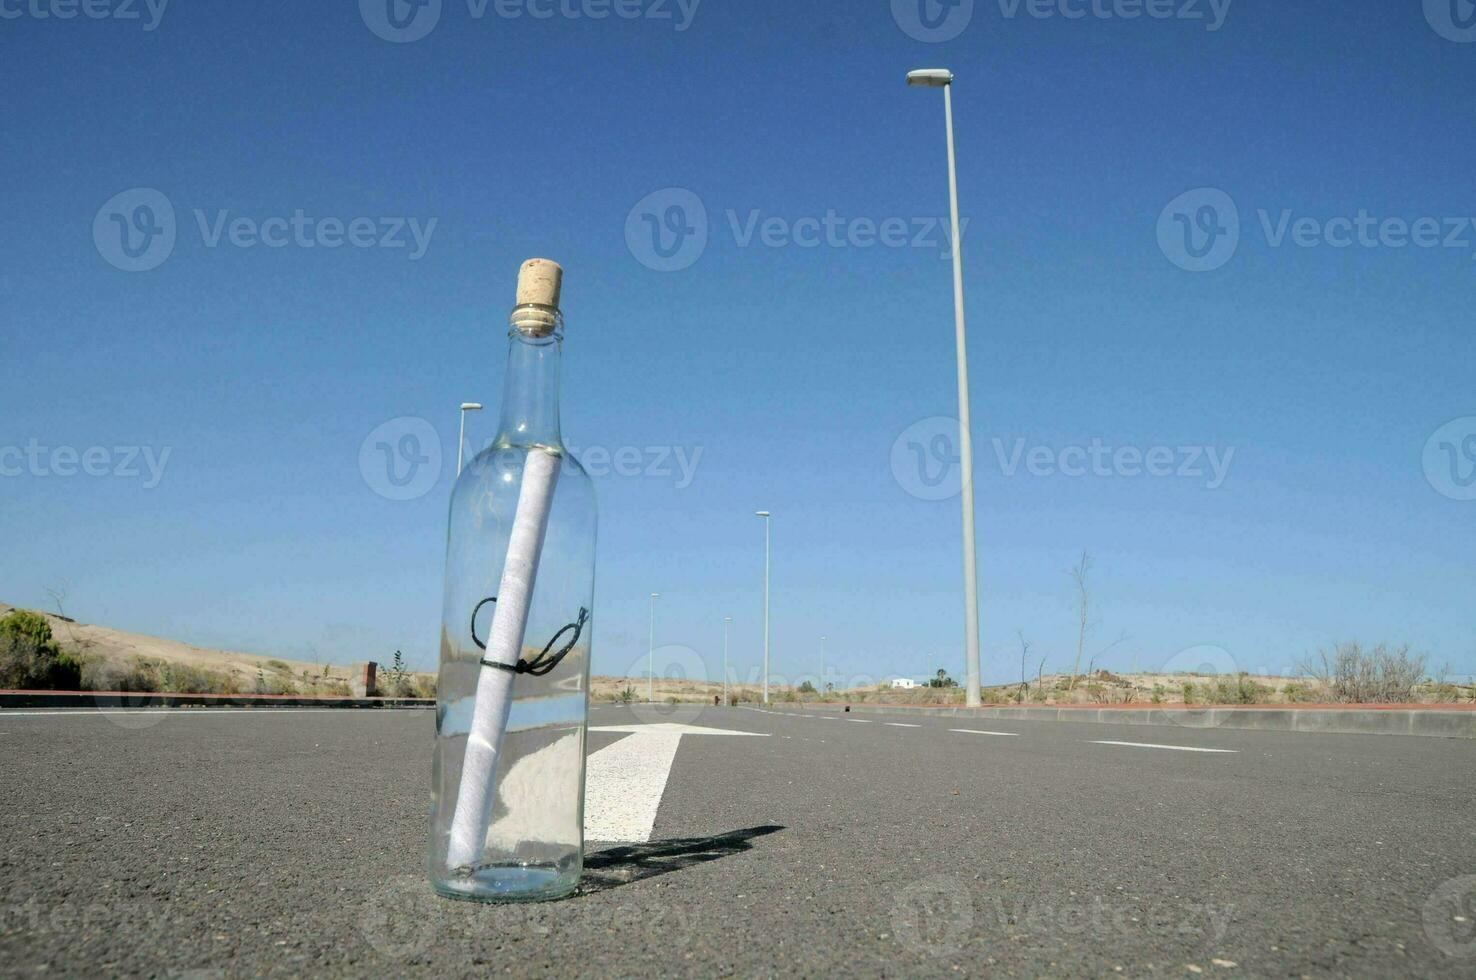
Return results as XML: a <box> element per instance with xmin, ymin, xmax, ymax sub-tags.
<box><xmin>579</xmin><ymin>824</ymin><xmax>784</xmax><ymax>896</ymax></box>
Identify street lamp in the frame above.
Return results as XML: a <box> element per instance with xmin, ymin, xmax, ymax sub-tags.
<box><xmin>648</xmin><ymin>592</ymin><xmax>660</xmax><ymax>703</ymax></box>
<box><xmin>820</xmin><ymin>635</ymin><xmax>827</xmax><ymax>695</ymax></box>
<box><xmin>722</xmin><ymin>616</ymin><xmax>733</xmax><ymax>707</ymax></box>
<box><xmin>457</xmin><ymin>402</ymin><xmax>483</xmax><ymax>475</ymax></box>
<box><xmin>906</xmin><ymin>67</ymin><xmax>982</xmax><ymax>709</ymax></box>
<box><xmin>755</xmin><ymin>511</ymin><xmax>771</xmax><ymax>705</ymax></box>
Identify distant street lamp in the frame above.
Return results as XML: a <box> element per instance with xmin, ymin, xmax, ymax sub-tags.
<box><xmin>755</xmin><ymin>511</ymin><xmax>772</xmax><ymax>705</ymax></box>
<box><xmin>722</xmin><ymin>616</ymin><xmax>733</xmax><ymax>707</ymax></box>
<box><xmin>457</xmin><ymin>402</ymin><xmax>483</xmax><ymax>475</ymax></box>
<box><xmin>648</xmin><ymin>592</ymin><xmax>660</xmax><ymax>703</ymax></box>
<box><xmin>906</xmin><ymin>67</ymin><xmax>982</xmax><ymax>709</ymax></box>
<box><xmin>820</xmin><ymin>635</ymin><xmax>827</xmax><ymax>694</ymax></box>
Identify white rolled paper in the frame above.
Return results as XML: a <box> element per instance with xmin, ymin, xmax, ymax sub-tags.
<box><xmin>446</xmin><ymin>447</ymin><xmax>562</xmax><ymax>871</ymax></box>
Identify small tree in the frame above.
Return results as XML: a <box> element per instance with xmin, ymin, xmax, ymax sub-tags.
<box><xmin>929</xmin><ymin>668</ymin><xmax>958</xmax><ymax>689</ymax></box>
<box><xmin>1067</xmin><ymin>552</ymin><xmax>1092</xmax><ymax>691</ymax></box>
<box><xmin>797</xmin><ymin>680</ymin><xmax>817</xmax><ymax>694</ymax></box>
<box><xmin>0</xmin><ymin>610</ymin><xmax>80</xmax><ymax>690</ymax></box>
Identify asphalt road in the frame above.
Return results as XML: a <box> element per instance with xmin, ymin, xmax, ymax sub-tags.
<box><xmin>1</xmin><ymin>703</ymin><xmax>1473</xmax><ymax>977</ymax></box>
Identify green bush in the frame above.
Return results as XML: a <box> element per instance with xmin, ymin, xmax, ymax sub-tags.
<box><xmin>1280</xmin><ymin>681</ymin><xmax>1317</xmax><ymax>703</ymax></box>
<box><xmin>797</xmin><ymin>680</ymin><xmax>816</xmax><ymax>694</ymax></box>
<box><xmin>1181</xmin><ymin>681</ymin><xmax>1196</xmax><ymax>705</ymax></box>
<box><xmin>0</xmin><ymin>610</ymin><xmax>81</xmax><ymax>690</ymax></box>
<box><xmin>1210</xmin><ymin>673</ymin><xmax>1268</xmax><ymax>705</ymax></box>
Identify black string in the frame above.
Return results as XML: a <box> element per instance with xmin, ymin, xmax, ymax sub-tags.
<box><xmin>471</xmin><ymin>596</ymin><xmax>588</xmax><ymax>677</ymax></box>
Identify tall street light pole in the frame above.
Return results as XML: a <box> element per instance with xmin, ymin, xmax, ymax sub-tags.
<box><xmin>457</xmin><ymin>402</ymin><xmax>483</xmax><ymax>475</ymax></box>
<box><xmin>907</xmin><ymin>67</ymin><xmax>982</xmax><ymax>709</ymax></box>
<box><xmin>755</xmin><ymin>511</ymin><xmax>771</xmax><ymax>705</ymax></box>
<box><xmin>722</xmin><ymin>616</ymin><xmax>732</xmax><ymax>707</ymax></box>
<box><xmin>648</xmin><ymin>592</ymin><xmax>660</xmax><ymax>703</ymax></box>
<box><xmin>820</xmin><ymin>635</ymin><xmax>826</xmax><ymax>695</ymax></box>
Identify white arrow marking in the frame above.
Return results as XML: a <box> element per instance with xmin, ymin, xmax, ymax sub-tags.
<box><xmin>585</xmin><ymin>723</ymin><xmax>766</xmax><ymax>843</ymax></box>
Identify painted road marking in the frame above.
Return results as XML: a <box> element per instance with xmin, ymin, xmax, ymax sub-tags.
<box><xmin>0</xmin><ymin>708</ymin><xmax>399</xmax><ymax>718</ymax></box>
<box><xmin>586</xmin><ymin>723</ymin><xmax>766</xmax><ymax>842</ymax></box>
<box><xmin>951</xmin><ymin>729</ymin><xmax>1020</xmax><ymax>737</ymax></box>
<box><xmin>885</xmin><ymin>722</ymin><xmax>920</xmax><ymax>728</ymax></box>
<box><xmin>1089</xmin><ymin>740</ymin><xmax>1237</xmax><ymax>754</ymax></box>
<box><xmin>848</xmin><ymin>719</ymin><xmax>872</xmax><ymax>723</ymax></box>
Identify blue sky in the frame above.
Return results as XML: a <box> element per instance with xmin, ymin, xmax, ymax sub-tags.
<box><xmin>2</xmin><ymin>0</ymin><xmax>1473</xmax><ymax>685</ymax></box>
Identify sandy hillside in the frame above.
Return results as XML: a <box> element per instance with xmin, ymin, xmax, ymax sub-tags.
<box><xmin>0</xmin><ymin>600</ymin><xmax>380</xmax><ymax>686</ymax></box>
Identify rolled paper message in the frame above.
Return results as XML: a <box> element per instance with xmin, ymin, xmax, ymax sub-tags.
<box><xmin>446</xmin><ymin>446</ymin><xmax>562</xmax><ymax>872</ymax></box>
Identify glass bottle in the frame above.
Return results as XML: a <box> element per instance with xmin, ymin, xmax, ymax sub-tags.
<box><xmin>429</xmin><ymin>259</ymin><xmax>596</xmax><ymax>902</ymax></box>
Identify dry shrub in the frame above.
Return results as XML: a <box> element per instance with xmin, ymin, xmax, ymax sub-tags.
<box><xmin>1299</xmin><ymin>643</ymin><xmax>1426</xmax><ymax>704</ymax></box>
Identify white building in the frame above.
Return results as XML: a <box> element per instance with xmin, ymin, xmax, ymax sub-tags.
<box><xmin>889</xmin><ymin>678</ymin><xmax>919</xmax><ymax>689</ymax></box>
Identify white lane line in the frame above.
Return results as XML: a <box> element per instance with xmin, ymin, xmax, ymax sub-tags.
<box><xmin>848</xmin><ymin>718</ymin><xmax>872</xmax><ymax>723</ymax></box>
<box><xmin>885</xmin><ymin>722</ymin><xmax>920</xmax><ymax>728</ymax></box>
<box><xmin>585</xmin><ymin>723</ymin><xmax>766</xmax><ymax>843</ymax></box>
<box><xmin>951</xmin><ymin>729</ymin><xmax>1020</xmax><ymax>737</ymax></box>
<box><xmin>1089</xmin><ymin>740</ymin><xmax>1237</xmax><ymax>754</ymax></box>
<box><xmin>0</xmin><ymin>708</ymin><xmax>392</xmax><ymax>718</ymax></box>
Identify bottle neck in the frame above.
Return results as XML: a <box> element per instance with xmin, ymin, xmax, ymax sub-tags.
<box><xmin>493</xmin><ymin>331</ymin><xmax>563</xmax><ymax>449</ymax></box>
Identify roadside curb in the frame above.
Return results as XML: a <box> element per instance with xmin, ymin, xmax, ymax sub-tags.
<box><xmin>0</xmin><ymin>690</ymin><xmax>434</xmax><ymax>710</ymax></box>
<box><xmin>764</xmin><ymin>702</ymin><xmax>1476</xmax><ymax>739</ymax></box>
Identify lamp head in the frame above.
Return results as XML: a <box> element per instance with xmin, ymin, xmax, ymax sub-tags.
<box><xmin>906</xmin><ymin>68</ymin><xmax>954</xmax><ymax>88</ymax></box>
<box><xmin>460</xmin><ymin>402</ymin><xmax>484</xmax><ymax>411</ymax></box>
<box><xmin>755</xmin><ymin>510</ymin><xmax>771</xmax><ymax>518</ymax></box>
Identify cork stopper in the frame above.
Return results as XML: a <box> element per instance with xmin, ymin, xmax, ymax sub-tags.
<box><xmin>516</xmin><ymin>259</ymin><xmax>562</xmax><ymax>309</ymax></box>
<box><xmin>510</xmin><ymin>258</ymin><xmax>564</xmax><ymax>337</ymax></box>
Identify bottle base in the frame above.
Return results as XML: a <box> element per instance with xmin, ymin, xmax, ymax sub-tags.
<box><xmin>431</xmin><ymin>862</ymin><xmax>580</xmax><ymax>904</ymax></box>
